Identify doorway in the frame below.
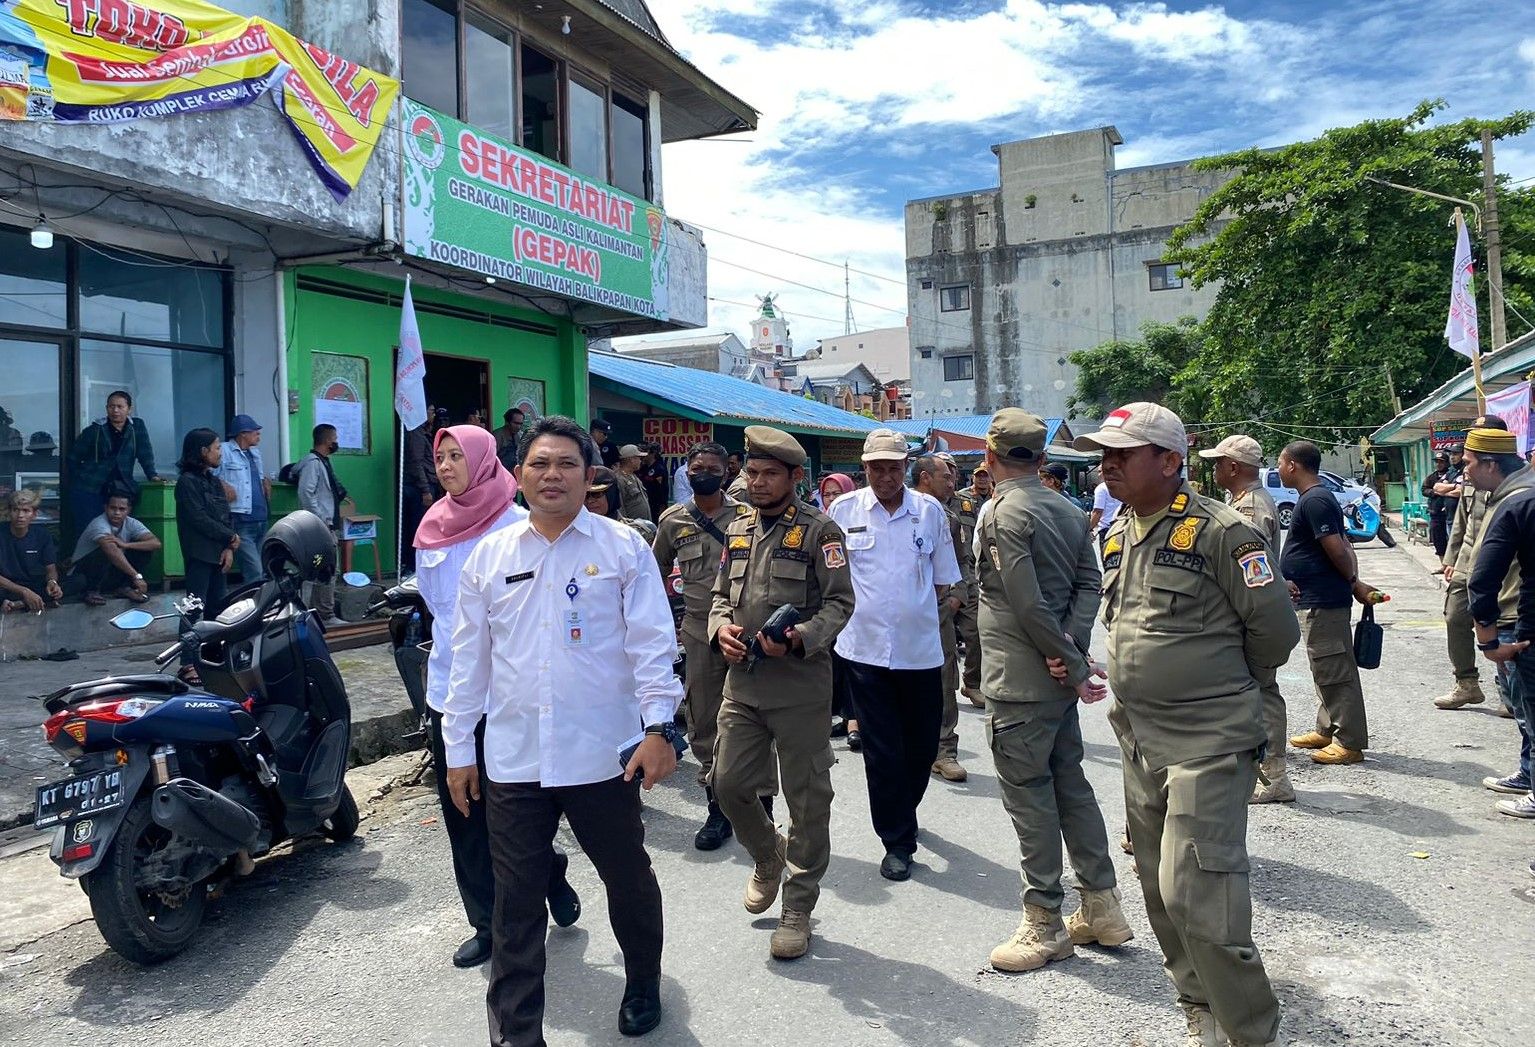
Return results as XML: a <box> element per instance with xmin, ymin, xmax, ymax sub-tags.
<box><xmin>424</xmin><ymin>353</ymin><xmax>490</xmax><ymax>428</ymax></box>
<box><xmin>0</xmin><ymin>336</ymin><xmax>64</xmax><ymax>529</ymax></box>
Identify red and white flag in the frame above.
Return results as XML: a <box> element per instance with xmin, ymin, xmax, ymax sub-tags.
<box><xmin>1444</xmin><ymin>213</ymin><xmax>1479</xmax><ymax>360</ymax></box>
<box><xmin>395</xmin><ymin>275</ymin><xmax>428</xmax><ymax>429</ymax></box>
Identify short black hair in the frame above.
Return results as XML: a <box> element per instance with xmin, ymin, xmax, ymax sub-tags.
<box><xmin>505</xmin><ymin>407</ymin><xmax>524</xmax><ymax>423</ymax></box>
<box><xmin>521</xmin><ymin>414</ymin><xmax>595</xmax><ymax>467</ymax></box>
<box><xmin>909</xmin><ymin>454</ymin><xmax>945</xmax><ymax>486</ymax></box>
<box><xmin>1478</xmin><ymin>415</ymin><xmax>1509</xmax><ymax>432</ymax></box>
<box><xmin>1042</xmin><ymin>462</ymin><xmax>1069</xmax><ymax>483</ymax></box>
<box><xmin>727</xmin><ymin>451</ymin><xmax>744</xmax><ymax>464</ymax></box>
<box><xmin>102</xmin><ymin>486</ymin><xmax>132</xmax><ymax>507</ymax></box>
<box><xmin>1281</xmin><ymin>440</ymin><xmax>1322</xmax><ymax>474</ymax></box>
<box><xmin>1488</xmin><ymin>452</ymin><xmax>1526</xmax><ymax>474</ymax></box>
<box><xmin>107</xmin><ymin>389</ymin><xmax>133</xmax><ymax>408</ymax></box>
<box><xmin>312</xmin><ymin>423</ymin><xmax>336</xmax><ymax>446</ymax></box>
<box><xmin>687</xmin><ymin>441</ymin><xmax>728</xmax><ymax>464</ymax></box>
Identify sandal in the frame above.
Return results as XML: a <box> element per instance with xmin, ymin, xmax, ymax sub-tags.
<box><xmin>84</xmin><ymin>591</ymin><xmax>107</xmax><ymax>607</ymax></box>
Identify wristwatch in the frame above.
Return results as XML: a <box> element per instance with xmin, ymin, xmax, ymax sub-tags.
<box><xmin>1478</xmin><ymin>637</ymin><xmax>1502</xmax><ymax>652</ymax></box>
<box><xmin>133</xmin><ymin>573</ymin><xmax>144</xmax><ymax>581</ymax></box>
<box><xmin>644</xmin><ymin>721</ymin><xmax>682</xmax><ymax>746</ymax></box>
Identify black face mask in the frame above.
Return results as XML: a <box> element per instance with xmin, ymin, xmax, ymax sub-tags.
<box><xmin>689</xmin><ymin>473</ymin><xmax>724</xmax><ymax>496</ymax></box>
<box><xmin>328</xmin><ymin>442</ymin><xmax>339</xmax><ymax>454</ymax></box>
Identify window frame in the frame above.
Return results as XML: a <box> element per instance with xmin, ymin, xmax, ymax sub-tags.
<box><xmin>1147</xmin><ymin>261</ymin><xmax>1183</xmax><ymax>292</ymax></box>
<box><xmin>939</xmin><ymin>284</ymin><xmax>970</xmax><ymax>312</ymax></box>
<box><xmin>942</xmin><ymin>354</ymin><xmax>974</xmax><ymax>382</ymax></box>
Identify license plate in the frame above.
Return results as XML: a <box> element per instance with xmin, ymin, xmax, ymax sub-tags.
<box><xmin>34</xmin><ymin>768</ymin><xmax>126</xmax><ymax>830</ymax></box>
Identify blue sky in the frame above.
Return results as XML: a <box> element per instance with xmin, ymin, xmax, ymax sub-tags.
<box><xmin>636</xmin><ymin>0</ymin><xmax>1535</xmax><ymax>350</ymax></box>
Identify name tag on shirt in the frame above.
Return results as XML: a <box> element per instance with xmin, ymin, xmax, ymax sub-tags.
<box><xmin>505</xmin><ymin>571</ymin><xmax>535</xmax><ymax>584</ymax></box>
<box><xmin>563</xmin><ymin>608</ymin><xmax>586</xmax><ymax>647</ymax></box>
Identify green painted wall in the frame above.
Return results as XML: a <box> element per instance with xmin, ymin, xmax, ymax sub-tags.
<box><xmin>286</xmin><ymin>267</ymin><xmax>586</xmax><ymax>575</ymax></box>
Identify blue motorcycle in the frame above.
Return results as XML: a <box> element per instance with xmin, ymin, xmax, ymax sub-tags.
<box><xmin>1343</xmin><ymin>493</ymin><xmax>1397</xmax><ymax>548</ymax></box>
<box><xmin>32</xmin><ymin>511</ymin><xmax>363</xmax><ymax>964</ymax></box>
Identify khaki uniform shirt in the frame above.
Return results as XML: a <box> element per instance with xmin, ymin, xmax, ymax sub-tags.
<box><xmin>1229</xmin><ymin>479</ymin><xmax>1281</xmax><ymax>549</ymax></box>
<box><xmin>708</xmin><ymin>500</ymin><xmax>856</xmax><ymax>709</ymax></box>
<box><xmin>1101</xmin><ymin>484</ymin><xmax>1300</xmax><ymax>771</ymax></box>
<box><xmin>977</xmin><ymin>474</ymin><xmax>1101</xmax><ymax>700</ymax></box>
<box><xmin>652</xmin><ymin>496</ymin><xmax>748</xmax><ymax>642</ymax></box>
<box><xmin>956</xmin><ymin>485</ymin><xmax>990</xmax><ymax>510</ymax></box>
<box><xmin>943</xmin><ymin>505</ymin><xmax>976</xmax><ymax>608</ymax></box>
<box><xmin>726</xmin><ymin>474</ymin><xmax>749</xmax><ymax>500</ymax></box>
<box><xmin>616</xmin><ymin>470</ymin><xmax>651</xmax><ymax>522</ymax></box>
<box><xmin>1447</xmin><ymin>484</ymin><xmax>1494</xmax><ymax>574</ymax></box>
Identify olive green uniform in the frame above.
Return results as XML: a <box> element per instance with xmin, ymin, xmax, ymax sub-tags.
<box><xmin>726</xmin><ymin>473</ymin><xmax>750</xmax><ymax>500</ymax></box>
<box><xmin>1229</xmin><ymin>479</ymin><xmax>1288</xmax><ymax>760</ymax></box>
<box><xmin>948</xmin><ymin>492</ymin><xmax>983</xmax><ymax>691</ymax></box>
<box><xmin>1101</xmin><ymin>485</ymin><xmax>1299</xmax><ymax>1045</ymax></box>
<box><xmin>708</xmin><ymin>499</ymin><xmax>855</xmax><ymax>914</ymax></box>
<box><xmin>653</xmin><ymin>496</ymin><xmax>750</xmax><ymax>786</ymax></box>
<box><xmin>616</xmin><ymin>468</ymin><xmax>652</xmax><ymax>522</ymax></box>
<box><xmin>937</xmin><ymin>504</ymin><xmax>976</xmax><ymax>760</ymax></box>
<box><xmin>1444</xmin><ymin>484</ymin><xmax>1492</xmax><ymax>683</ymax></box>
<box><xmin>977</xmin><ymin>473</ymin><xmax>1114</xmax><ymax>909</ymax></box>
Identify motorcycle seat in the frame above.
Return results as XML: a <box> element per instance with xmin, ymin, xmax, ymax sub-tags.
<box><xmin>42</xmin><ymin>674</ymin><xmax>191</xmax><ymax>714</ymax></box>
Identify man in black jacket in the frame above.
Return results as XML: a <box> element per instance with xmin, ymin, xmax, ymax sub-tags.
<box><xmin>401</xmin><ymin>421</ymin><xmax>435</xmax><ymax>572</ymax></box>
<box><xmin>1422</xmin><ymin>450</ymin><xmax>1452</xmax><ymax>558</ymax></box>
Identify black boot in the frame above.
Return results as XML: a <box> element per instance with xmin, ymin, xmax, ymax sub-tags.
<box><xmin>694</xmin><ymin>788</ymin><xmax>733</xmax><ymax>851</ymax></box>
<box><xmin>546</xmin><ymin>850</ymin><xmax>582</xmax><ymax>928</ymax></box>
<box><xmin>618</xmin><ymin>973</ymin><xmax>662</xmax><ymax>1036</ymax></box>
<box><xmin>452</xmin><ymin>932</ymin><xmax>492</xmax><ymax>968</ymax></box>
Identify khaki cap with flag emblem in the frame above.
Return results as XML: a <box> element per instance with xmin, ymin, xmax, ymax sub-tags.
<box><xmin>986</xmin><ymin>408</ymin><xmax>1048</xmax><ymax>460</ymax></box>
<box><xmin>744</xmin><ymin>425</ymin><xmax>808</xmax><ymax>468</ymax></box>
<box><xmin>862</xmin><ymin>428</ymin><xmax>910</xmax><ymax>462</ymax></box>
<box><xmin>1197</xmin><ymin>434</ymin><xmax>1264</xmax><ymax>467</ymax></box>
<box><xmin>1073</xmin><ymin>402</ymin><xmax>1188</xmax><ymax>454</ymax></box>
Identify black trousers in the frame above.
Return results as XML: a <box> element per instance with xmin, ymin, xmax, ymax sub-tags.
<box><xmin>842</xmin><ymin>657</ymin><xmax>943</xmax><ymax>855</ymax></box>
<box><xmin>485</xmin><ymin>774</ymin><xmax>662</xmax><ymax>1047</ymax></box>
<box><xmin>401</xmin><ymin>483</ymin><xmax>430</xmax><ymax>573</ymax></box>
<box><xmin>427</xmin><ymin>710</ymin><xmax>496</xmax><ymax>936</ymax></box>
<box><xmin>1430</xmin><ymin>513</ymin><xmax>1449</xmax><ymax>560</ymax></box>
<box><xmin>75</xmin><ymin>546</ymin><xmax>149</xmax><ymax>593</ymax></box>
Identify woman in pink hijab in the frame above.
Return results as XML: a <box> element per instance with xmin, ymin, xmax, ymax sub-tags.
<box><xmin>412</xmin><ymin>424</ymin><xmax>580</xmax><ymax>967</ymax></box>
<box><xmin>818</xmin><ymin>472</ymin><xmax>856</xmax><ymax>509</ymax></box>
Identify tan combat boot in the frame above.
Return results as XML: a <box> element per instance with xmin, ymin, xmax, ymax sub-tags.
<box><xmin>962</xmin><ymin>685</ymin><xmax>985</xmax><ymax>708</ymax></box>
<box><xmin>932</xmin><ymin>756</ymin><xmax>968</xmax><ymax>782</ymax></box>
<box><xmin>1288</xmin><ymin>730</ymin><xmax>1330</xmax><ymax>749</ymax></box>
<box><xmin>1064</xmin><ymin>887</ymin><xmax>1134</xmax><ymax>947</ymax></box>
<box><xmin>769</xmin><ymin>907</ymin><xmax>811</xmax><ymax>960</ymax></box>
<box><xmin>743</xmin><ymin>834</ymin><xmax>788</xmax><ymax>914</ymax></box>
<box><xmin>988</xmin><ymin>904</ymin><xmax>1074</xmax><ymax>972</ymax></box>
<box><xmin>1180</xmin><ymin>1004</ymin><xmax>1226</xmax><ymax>1046</ymax></box>
<box><xmin>1249</xmin><ymin>756</ymin><xmax>1296</xmax><ymax>804</ymax></box>
<box><xmin>1434</xmin><ymin>679</ymin><xmax>1486</xmax><ymax>710</ymax></box>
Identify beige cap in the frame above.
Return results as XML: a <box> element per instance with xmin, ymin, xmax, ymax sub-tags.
<box><xmin>1197</xmin><ymin>434</ymin><xmax>1263</xmax><ymax>467</ymax></box>
<box><xmin>1073</xmin><ymin>402</ymin><xmax>1188</xmax><ymax>454</ymax></box>
<box><xmin>861</xmin><ymin>428</ymin><xmax>910</xmax><ymax>462</ymax></box>
<box><xmin>986</xmin><ymin>408</ymin><xmax>1048</xmax><ymax>460</ymax></box>
<box><xmin>744</xmin><ymin>425</ymin><xmax>808</xmax><ymax>468</ymax></box>
<box><xmin>618</xmin><ymin>444</ymin><xmax>644</xmax><ymax>459</ymax></box>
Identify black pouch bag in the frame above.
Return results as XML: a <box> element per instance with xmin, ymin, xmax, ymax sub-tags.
<box><xmin>1353</xmin><ymin>604</ymin><xmax>1383</xmax><ymax>670</ymax></box>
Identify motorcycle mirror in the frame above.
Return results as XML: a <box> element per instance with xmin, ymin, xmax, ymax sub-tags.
<box><xmin>111</xmin><ymin>609</ymin><xmax>155</xmax><ymax>631</ymax></box>
<box><xmin>341</xmin><ymin>571</ymin><xmax>371</xmax><ymax>588</ymax></box>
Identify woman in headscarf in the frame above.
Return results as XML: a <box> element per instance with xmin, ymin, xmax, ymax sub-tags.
<box><xmin>414</xmin><ymin>424</ymin><xmax>580</xmax><ymax>969</ymax></box>
<box><xmin>818</xmin><ymin>473</ymin><xmax>861</xmax><ymax>748</ymax></box>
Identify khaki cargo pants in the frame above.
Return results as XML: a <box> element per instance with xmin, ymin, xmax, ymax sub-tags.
<box><xmin>938</xmin><ymin>601</ymin><xmax>960</xmax><ymax>761</ymax></box>
<box><xmin>1301</xmin><ymin>606</ymin><xmax>1368</xmax><ymax>751</ymax></box>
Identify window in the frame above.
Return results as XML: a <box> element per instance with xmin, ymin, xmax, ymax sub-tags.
<box><xmin>464</xmin><ymin>11</ymin><xmax>516</xmax><ymax>142</ymax></box>
<box><xmin>567</xmin><ymin>71</ymin><xmax>608</xmax><ymax>183</ymax></box>
<box><xmin>79</xmin><ymin>341</ymin><xmax>226</xmax><ymax>472</ymax></box>
<box><xmin>943</xmin><ymin>354</ymin><xmax>974</xmax><ymax>381</ymax></box>
<box><xmin>610</xmin><ymin>91</ymin><xmax>649</xmax><ymax>199</ymax></box>
<box><xmin>79</xmin><ymin>246</ymin><xmax>226</xmax><ymax>349</ymax></box>
<box><xmin>1148</xmin><ymin>262</ymin><xmax>1183</xmax><ymax>291</ymax></box>
<box><xmin>976</xmin><ymin>210</ymin><xmax>993</xmax><ymax>249</ymax></box>
<box><xmin>0</xmin><ymin>228</ymin><xmax>66</xmax><ymax>329</ymax></box>
<box><xmin>939</xmin><ymin>285</ymin><xmax>970</xmax><ymax>312</ymax></box>
<box><xmin>401</xmin><ymin>0</ymin><xmax>459</xmax><ymax>118</ymax></box>
<box><xmin>520</xmin><ymin>43</ymin><xmax>559</xmax><ymax>161</ymax></box>
<box><xmin>919</xmin><ymin>279</ymin><xmax>933</xmax><ymax>290</ymax></box>
<box><xmin>918</xmin><ymin>349</ymin><xmax>933</xmax><ymax>359</ymax></box>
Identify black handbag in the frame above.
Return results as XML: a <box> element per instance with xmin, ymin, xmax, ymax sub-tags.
<box><xmin>1353</xmin><ymin>604</ymin><xmax>1383</xmax><ymax>670</ymax></box>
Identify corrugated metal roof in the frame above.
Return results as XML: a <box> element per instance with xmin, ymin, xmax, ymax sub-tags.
<box><xmin>883</xmin><ymin>414</ymin><xmax>1065</xmax><ymax>443</ymax></box>
<box><xmin>589</xmin><ymin>351</ymin><xmax>883</xmax><ymax>437</ymax></box>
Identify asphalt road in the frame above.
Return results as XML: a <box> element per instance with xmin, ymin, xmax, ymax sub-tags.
<box><xmin>1</xmin><ymin>542</ymin><xmax>1530</xmax><ymax>1046</ymax></box>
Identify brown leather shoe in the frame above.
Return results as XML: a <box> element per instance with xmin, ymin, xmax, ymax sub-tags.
<box><xmin>1289</xmin><ymin>730</ymin><xmax>1331</xmax><ymax>749</ymax></box>
<box><xmin>1312</xmin><ymin>742</ymin><xmax>1364</xmax><ymax>765</ymax></box>
<box><xmin>931</xmin><ymin>757</ymin><xmax>967</xmax><ymax>782</ymax></box>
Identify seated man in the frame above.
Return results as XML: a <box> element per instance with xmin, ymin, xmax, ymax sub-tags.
<box><xmin>71</xmin><ymin>489</ymin><xmax>163</xmax><ymax>606</ymax></box>
<box><xmin>1</xmin><ymin>489</ymin><xmax>62</xmax><ymax>612</ymax></box>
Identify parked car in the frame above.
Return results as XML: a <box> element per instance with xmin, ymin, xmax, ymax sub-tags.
<box><xmin>1260</xmin><ymin>467</ymin><xmax>1381</xmax><ymax>530</ymax></box>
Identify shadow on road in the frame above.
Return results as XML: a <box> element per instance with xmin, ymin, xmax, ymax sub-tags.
<box><xmin>1251</xmin><ymin>855</ymin><xmax>1429</xmax><ymax>933</ymax></box>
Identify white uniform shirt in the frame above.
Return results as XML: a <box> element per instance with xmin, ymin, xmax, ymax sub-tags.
<box><xmin>829</xmin><ymin>486</ymin><xmax>961</xmax><ymax>670</ymax></box>
<box><xmin>416</xmin><ymin>502</ymin><xmax>527</xmax><ymax>713</ymax></box>
<box><xmin>443</xmin><ymin>508</ymin><xmax>684</xmax><ymax>787</ymax></box>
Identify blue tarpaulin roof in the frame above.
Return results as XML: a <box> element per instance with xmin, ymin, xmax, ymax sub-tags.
<box><xmin>589</xmin><ymin>352</ymin><xmax>883</xmax><ymax>438</ymax></box>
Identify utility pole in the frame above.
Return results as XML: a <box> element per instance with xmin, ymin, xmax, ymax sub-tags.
<box><xmin>1482</xmin><ymin>129</ymin><xmax>1507</xmax><ymax>351</ymax></box>
<box><xmin>843</xmin><ymin>261</ymin><xmax>855</xmax><ymax>336</ymax></box>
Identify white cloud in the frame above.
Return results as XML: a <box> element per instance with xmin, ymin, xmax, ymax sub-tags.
<box><xmin>1521</xmin><ymin>37</ymin><xmax>1535</xmax><ymax>76</ymax></box>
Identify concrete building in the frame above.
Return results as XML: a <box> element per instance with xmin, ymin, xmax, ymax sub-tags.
<box><xmin>906</xmin><ymin>126</ymin><xmax>1229</xmax><ymax>420</ymax></box>
<box><xmin>812</xmin><ymin>325</ymin><xmax>910</xmax><ymax>385</ymax></box>
<box><xmin>610</xmin><ymin>331</ymin><xmax>752</xmax><ymax>376</ymax></box>
<box><xmin>0</xmin><ymin>0</ymin><xmax>752</xmax><ymax>578</ymax></box>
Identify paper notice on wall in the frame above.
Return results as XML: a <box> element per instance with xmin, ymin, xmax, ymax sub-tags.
<box><xmin>315</xmin><ymin>398</ymin><xmax>364</xmax><ymax>451</ymax></box>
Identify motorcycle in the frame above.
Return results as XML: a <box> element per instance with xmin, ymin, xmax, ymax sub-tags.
<box><xmin>32</xmin><ymin>511</ymin><xmax>365</xmax><ymax>964</ymax></box>
<box><xmin>1343</xmin><ymin>494</ymin><xmax>1397</xmax><ymax>548</ymax></box>
<box><xmin>375</xmin><ymin>575</ymin><xmax>431</xmax><ymax>733</ymax></box>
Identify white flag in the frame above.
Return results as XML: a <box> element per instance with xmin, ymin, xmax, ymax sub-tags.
<box><xmin>1444</xmin><ymin>214</ymin><xmax>1480</xmax><ymax>360</ymax></box>
<box><xmin>395</xmin><ymin>275</ymin><xmax>428</xmax><ymax>430</ymax></box>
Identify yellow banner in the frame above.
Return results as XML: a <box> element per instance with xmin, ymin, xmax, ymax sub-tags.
<box><xmin>0</xmin><ymin>0</ymin><xmax>399</xmax><ymax>198</ymax></box>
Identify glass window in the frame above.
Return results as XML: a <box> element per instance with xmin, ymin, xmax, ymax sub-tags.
<box><xmin>520</xmin><ymin>44</ymin><xmax>559</xmax><ymax>160</ymax></box>
<box><xmin>943</xmin><ymin>354</ymin><xmax>974</xmax><ymax>382</ymax></box>
<box><xmin>78</xmin><ymin>246</ymin><xmax>225</xmax><ymax>348</ymax></box>
<box><xmin>568</xmin><ymin>72</ymin><xmax>608</xmax><ymax>182</ymax></box>
<box><xmin>0</xmin><ymin>337</ymin><xmax>62</xmax><ymax>525</ymax></box>
<box><xmin>610</xmin><ymin>91</ymin><xmax>649</xmax><ymax>199</ymax></box>
<box><xmin>1149</xmin><ymin>262</ymin><xmax>1183</xmax><ymax>291</ymax></box>
<box><xmin>0</xmin><ymin>227</ymin><xmax>67</xmax><ymax>329</ymax></box>
<box><xmin>402</xmin><ymin>0</ymin><xmax>459</xmax><ymax>117</ymax></box>
<box><xmin>464</xmin><ymin>10</ymin><xmax>515</xmax><ymax>142</ymax></box>
<box><xmin>940</xmin><ymin>285</ymin><xmax>970</xmax><ymax>312</ymax></box>
<box><xmin>78</xmin><ymin>342</ymin><xmax>225</xmax><ymax>477</ymax></box>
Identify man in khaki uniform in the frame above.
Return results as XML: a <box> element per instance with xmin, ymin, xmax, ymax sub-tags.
<box><xmin>1075</xmin><ymin>402</ymin><xmax>1299</xmax><ymax>1047</ymax></box>
<box><xmin>615</xmin><ymin>444</ymin><xmax>653</xmax><ymax>522</ymax></box>
<box><xmin>709</xmin><ymin>426</ymin><xmax>855</xmax><ymax>961</ymax></box>
<box><xmin>977</xmin><ymin>409</ymin><xmax>1130</xmax><ymax>975</ymax></box>
<box><xmin>912</xmin><ymin>456</ymin><xmax>973</xmax><ymax>782</ymax></box>
<box><xmin>942</xmin><ymin>457</ymin><xmax>985</xmax><ymax>706</ymax></box>
<box><xmin>1199</xmin><ymin>434</ymin><xmax>1294</xmax><ymax>804</ymax></box>
<box><xmin>653</xmin><ymin>440</ymin><xmax>754</xmax><ymax>851</ymax></box>
<box><xmin>1439</xmin><ymin>416</ymin><xmax>1510</xmax><ymax>711</ymax></box>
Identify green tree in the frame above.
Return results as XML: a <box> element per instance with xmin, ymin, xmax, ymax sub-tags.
<box><xmin>1161</xmin><ymin>100</ymin><xmax>1534</xmax><ymax>447</ymax></box>
<box><xmin>1066</xmin><ymin>316</ymin><xmax>1211</xmax><ymax>421</ymax></box>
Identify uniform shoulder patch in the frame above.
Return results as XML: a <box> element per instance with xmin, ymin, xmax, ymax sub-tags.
<box><xmin>1103</xmin><ymin>533</ymin><xmax>1122</xmax><ymax>557</ymax></box>
<box><xmin>1231</xmin><ymin>540</ymin><xmax>1265</xmax><ymax>560</ymax></box>
<box><xmin>1238</xmin><ymin>549</ymin><xmax>1275</xmax><ymax>588</ymax></box>
<box><xmin>962</xmin><ymin>499</ymin><xmax>973</xmax><ymax>513</ymax></box>
<box><xmin>821</xmin><ymin>540</ymin><xmax>846</xmax><ymax>569</ymax></box>
<box><xmin>1170</xmin><ymin>492</ymin><xmax>1190</xmax><ymax>513</ymax></box>
<box><xmin>676</xmin><ymin>525</ymin><xmax>695</xmax><ymax>539</ymax></box>
<box><xmin>782</xmin><ymin>525</ymin><xmax>805</xmax><ymax>549</ymax></box>
<box><xmin>735</xmin><ymin>504</ymin><xmax>753</xmax><ymax>516</ymax></box>
<box><xmin>1168</xmin><ymin>516</ymin><xmax>1203</xmax><ymax>552</ymax></box>
<box><xmin>728</xmin><ymin>535</ymin><xmax>751</xmax><ymax>550</ymax></box>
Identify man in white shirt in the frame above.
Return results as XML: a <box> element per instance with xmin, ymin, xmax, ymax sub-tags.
<box><xmin>443</xmin><ymin>415</ymin><xmax>684</xmax><ymax>1045</ymax></box>
<box><xmin>671</xmin><ymin>459</ymin><xmax>692</xmax><ymax>505</ymax></box>
<box><xmin>1090</xmin><ymin>476</ymin><xmax>1122</xmax><ymax>552</ymax></box>
<box><xmin>828</xmin><ymin>429</ymin><xmax>961</xmax><ymax>881</ymax></box>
